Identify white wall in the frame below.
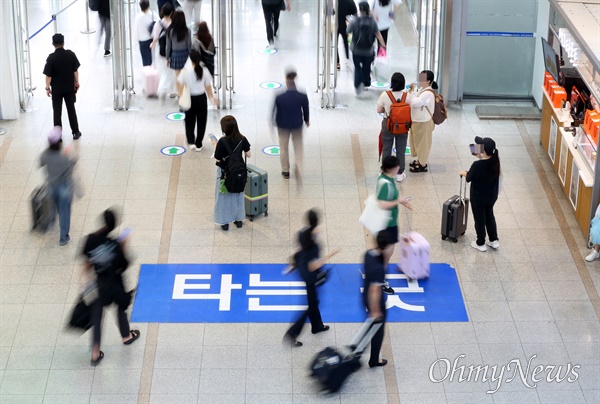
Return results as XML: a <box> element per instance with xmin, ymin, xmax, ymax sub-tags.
<box><xmin>531</xmin><ymin>0</ymin><xmax>550</xmax><ymax>108</ymax></box>
<box><xmin>0</xmin><ymin>1</ymin><xmax>21</xmax><ymax>120</ymax></box>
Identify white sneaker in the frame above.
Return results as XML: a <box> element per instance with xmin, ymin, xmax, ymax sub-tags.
<box><xmin>486</xmin><ymin>240</ymin><xmax>500</xmax><ymax>249</ymax></box>
<box><xmin>585</xmin><ymin>250</ymin><xmax>600</xmax><ymax>262</ymax></box>
<box><xmin>396</xmin><ymin>172</ymin><xmax>406</xmax><ymax>182</ymax></box>
<box><xmin>189</xmin><ymin>144</ymin><xmax>196</xmax><ymax>151</ymax></box>
<box><xmin>471</xmin><ymin>241</ymin><xmax>487</xmax><ymax>252</ymax></box>
<box><xmin>195</xmin><ymin>146</ymin><xmax>202</xmax><ymax>152</ymax></box>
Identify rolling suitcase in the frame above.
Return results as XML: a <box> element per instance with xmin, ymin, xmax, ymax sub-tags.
<box><xmin>141</xmin><ymin>66</ymin><xmax>159</xmax><ymax>97</ymax></box>
<box><xmin>441</xmin><ymin>176</ymin><xmax>469</xmax><ymax>243</ymax></box>
<box><xmin>398</xmin><ymin>231</ymin><xmax>430</xmax><ymax>280</ymax></box>
<box><xmin>310</xmin><ymin>317</ymin><xmax>383</xmax><ymax>393</ymax></box>
<box><xmin>31</xmin><ymin>185</ymin><xmax>54</xmax><ymax>232</ymax></box>
<box><xmin>244</xmin><ymin>164</ymin><xmax>268</xmax><ymax>221</ymax></box>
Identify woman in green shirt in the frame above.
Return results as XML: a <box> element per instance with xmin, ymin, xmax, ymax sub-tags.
<box><xmin>376</xmin><ymin>156</ymin><xmax>412</xmax><ymax>270</ymax></box>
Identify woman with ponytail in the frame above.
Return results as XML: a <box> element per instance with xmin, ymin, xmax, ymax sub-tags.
<box><xmin>460</xmin><ymin>137</ymin><xmax>501</xmax><ymax>252</ymax></box>
<box><xmin>177</xmin><ymin>49</ymin><xmax>216</xmax><ymax>151</ymax></box>
<box><xmin>284</xmin><ymin>209</ymin><xmax>340</xmax><ymax>347</ymax></box>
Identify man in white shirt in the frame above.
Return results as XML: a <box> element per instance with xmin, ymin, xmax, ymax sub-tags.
<box><xmin>135</xmin><ymin>0</ymin><xmax>155</xmax><ymax>66</ymax></box>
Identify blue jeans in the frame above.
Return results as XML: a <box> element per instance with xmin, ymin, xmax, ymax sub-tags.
<box><xmin>49</xmin><ymin>181</ymin><xmax>72</xmax><ymax>244</ymax></box>
<box><xmin>352</xmin><ymin>53</ymin><xmax>375</xmax><ymax>89</ymax></box>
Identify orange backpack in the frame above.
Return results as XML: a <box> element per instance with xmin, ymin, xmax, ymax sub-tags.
<box><xmin>386</xmin><ymin>91</ymin><xmax>412</xmax><ymax>135</ymax></box>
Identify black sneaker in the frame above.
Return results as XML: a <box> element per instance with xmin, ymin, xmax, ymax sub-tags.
<box><xmin>234</xmin><ymin>221</ymin><xmax>243</xmax><ymax>229</ymax></box>
<box><xmin>282</xmin><ymin>171</ymin><xmax>290</xmax><ymax>179</ymax></box>
<box><xmin>72</xmin><ymin>131</ymin><xmax>82</xmax><ymax>140</ymax></box>
<box><xmin>382</xmin><ymin>281</ymin><xmax>394</xmax><ymax>295</ymax></box>
<box><xmin>104</xmin><ymin>50</ymin><xmax>111</xmax><ymax>57</ymax></box>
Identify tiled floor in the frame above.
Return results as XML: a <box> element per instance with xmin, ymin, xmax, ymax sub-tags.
<box><xmin>1</xmin><ymin>0</ymin><xmax>599</xmax><ymax>403</ymax></box>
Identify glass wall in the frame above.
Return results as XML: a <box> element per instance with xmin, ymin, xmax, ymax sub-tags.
<box><xmin>462</xmin><ymin>0</ymin><xmax>537</xmax><ymax>98</ymax></box>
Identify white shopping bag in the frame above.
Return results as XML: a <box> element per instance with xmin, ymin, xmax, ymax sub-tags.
<box><xmin>359</xmin><ymin>196</ymin><xmax>391</xmax><ymax>235</ymax></box>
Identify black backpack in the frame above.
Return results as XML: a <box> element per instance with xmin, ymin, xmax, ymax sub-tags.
<box><xmin>89</xmin><ymin>0</ymin><xmax>100</xmax><ymax>11</ymax></box>
<box><xmin>355</xmin><ymin>17</ymin><xmax>375</xmax><ymax>50</ymax></box>
<box><xmin>222</xmin><ymin>140</ymin><xmax>247</xmax><ymax>193</ymax></box>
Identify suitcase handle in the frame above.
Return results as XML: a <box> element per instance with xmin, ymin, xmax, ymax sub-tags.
<box><xmin>459</xmin><ymin>175</ymin><xmax>468</xmax><ymax>226</ymax></box>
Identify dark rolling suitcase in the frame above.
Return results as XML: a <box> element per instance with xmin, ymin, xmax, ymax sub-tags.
<box><xmin>245</xmin><ymin>164</ymin><xmax>268</xmax><ymax>221</ymax></box>
<box><xmin>310</xmin><ymin>317</ymin><xmax>383</xmax><ymax>393</ymax></box>
<box><xmin>31</xmin><ymin>185</ymin><xmax>54</xmax><ymax>232</ymax></box>
<box><xmin>441</xmin><ymin>176</ymin><xmax>469</xmax><ymax>243</ymax></box>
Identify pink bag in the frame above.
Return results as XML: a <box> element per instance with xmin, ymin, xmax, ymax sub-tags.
<box><xmin>377</xmin><ymin>47</ymin><xmax>386</xmax><ymax>58</ymax></box>
<box><xmin>398</xmin><ymin>231</ymin><xmax>430</xmax><ymax>280</ymax></box>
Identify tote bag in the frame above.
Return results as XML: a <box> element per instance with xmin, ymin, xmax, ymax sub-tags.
<box><xmin>359</xmin><ymin>195</ymin><xmax>391</xmax><ymax>235</ymax></box>
<box><xmin>178</xmin><ymin>83</ymin><xmax>191</xmax><ymax>111</ymax></box>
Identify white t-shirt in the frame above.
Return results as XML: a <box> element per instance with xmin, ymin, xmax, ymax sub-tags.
<box><xmin>376</xmin><ymin>89</ymin><xmax>410</xmax><ymax>116</ymax></box>
<box><xmin>371</xmin><ymin>0</ymin><xmax>401</xmax><ymax>31</ymax></box>
<box><xmin>135</xmin><ymin>10</ymin><xmax>156</xmax><ymax>42</ymax></box>
<box><xmin>408</xmin><ymin>87</ymin><xmax>435</xmax><ymax>123</ymax></box>
<box><xmin>177</xmin><ymin>66</ymin><xmax>213</xmax><ymax>96</ymax></box>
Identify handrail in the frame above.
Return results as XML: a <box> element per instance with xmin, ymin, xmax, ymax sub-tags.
<box><xmin>28</xmin><ymin>17</ymin><xmax>55</xmax><ymax>41</ymax></box>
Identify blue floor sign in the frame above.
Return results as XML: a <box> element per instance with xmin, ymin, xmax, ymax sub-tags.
<box><xmin>131</xmin><ymin>263</ymin><xmax>468</xmax><ymax>323</ymax></box>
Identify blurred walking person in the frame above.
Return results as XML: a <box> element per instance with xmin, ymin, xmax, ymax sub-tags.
<box><xmin>83</xmin><ymin>209</ymin><xmax>140</xmax><ymax>366</ymax></box>
<box><xmin>98</xmin><ymin>0</ymin><xmax>111</xmax><ymax>56</ymax></box>
<box><xmin>40</xmin><ymin>126</ymin><xmax>77</xmax><ymax>246</ymax></box>
<box><xmin>336</xmin><ymin>0</ymin><xmax>357</xmax><ymax>70</ymax></box>
<box><xmin>262</xmin><ymin>0</ymin><xmax>291</xmax><ymax>48</ymax></box>
<box><xmin>166</xmin><ymin>10</ymin><xmax>192</xmax><ymax>91</ymax></box>
<box><xmin>284</xmin><ymin>209</ymin><xmax>340</xmax><ymax>347</ymax></box>
<box><xmin>134</xmin><ymin>0</ymin><xmax>156</xmax><ymax>66</ymax></box>
<box><xmin>272</xmin><ymin>69</ymin><xmax>309</xmax><ymax>181</ymax></box>
<box><xmin>193</xmin><ymin>22</ymin><xmax>216</xmax><ymax>78</ymax></box>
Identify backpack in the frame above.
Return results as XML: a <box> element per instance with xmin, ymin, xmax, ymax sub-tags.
<box><xmin>148</xmin><ymin>12</ymin><xmax>157</xmax><ymax>35</ymax></box>
<box><xmin>222</xmin><ymin>140</ymin><xmax>247</xmax><ymax>193</ymax></box>
<box><xmin>423</xmin><ymin>89</ymin><xmax>448</xmax><ymax>125</ymax></box>
<box><xmin>89</xmin><ymin>0</ymin><xmax>100</xmax><ymax>11</ymax></box>
<box><xmin>355</xmin><ymin>17</ymin><xmax>375</xmax><ymax>50</ymax></box>
<box><xmin>385</xmin><ymin>91</ymin><xmax>412</xmax><ymax>134</ymax></box>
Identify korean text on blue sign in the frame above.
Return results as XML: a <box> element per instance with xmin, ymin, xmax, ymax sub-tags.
<box><xmin>132</xmin><ymin>263</ymin><xmax>468</xmax><ymax>323</ymax></box>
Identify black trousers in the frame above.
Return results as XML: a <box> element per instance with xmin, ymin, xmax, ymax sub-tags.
<box><xmin>52</xmin><ymin>91</ymin><xmax>79</xmax><ymax>133</ymax></box>
<box><xmin>91</xmin><ymin>281</ymin><xmax>131</xmax><ymax>346</ymax></box>
<box><xmin>378</xmin><ymin>29</ymin><xmax>389</xmax><ymax>54</ymax></box>
<box><xmin>352</xmin><ymin>54</ymin><xmax>374</xmax><ymax>89</ymax></box>
<box><xmin>262</xmin><ymin>3</ymin><xmax>281</xmax><ymax>43</ymax></box>
<box><xmin>139</xmin><ymin>39</ymin><xmax>152</xmax><ymax>66</ymax></box>
<box><xmin>286</xmin><ymin>283</ymin><xmax>324</xmax><ymax>338</ymax></box>
<box><xmin>184</xmin><ymin>93</ymin><xmax>208</xmax><ymax>147</ymax></box>
<box><xmin>368</xmin><ymin>305</ymin><xmax>386</xmax><ymax>365</ymax></box>
<box><xmin>336</xmin><ymin>23</ymin><xmax>349</xmax><ymax>64</ymax></box>
<box><xmin>470</xmin><ymin>196</ymin><xmax>498</xmax><ymax>246</ymax></box>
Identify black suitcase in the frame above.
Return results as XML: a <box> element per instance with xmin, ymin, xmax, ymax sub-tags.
<box><xmin>31</xmin><ymin>185</ymin><xmax>54</xmax><ymax>232</ymax></box>
<box><xmin>310</xmin><ymin>317</ymin><xmax>383</xmax><ymax>393</ymax></box>
<box><xmin>441</xmin><ymin>176</ymin><xmax>469</xmax><ymax>243</ymax></box>
<box><xmin>245</xmin><ymin>164</ymin><xmax>268</xmax><ymax>221</ymax></box>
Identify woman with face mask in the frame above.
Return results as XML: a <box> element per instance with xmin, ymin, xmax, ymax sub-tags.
<box><xmin>459</xmin><ymin>136</ymin><xmax>501</xmax><ymax>252</ymax></box>
<box><xmin>407</xmin><ymin>70</ymin><xmax>439</xmax><ymax>173</ymax></box>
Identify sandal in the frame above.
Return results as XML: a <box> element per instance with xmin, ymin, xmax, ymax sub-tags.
<box><xmin>123</xmin><ymin>330</ymin><xmax>140</xmax><ymax>345</ymax></box>
<box><xmin>91</xmin><ymin>351</ymin><xmax>104</xmax><ymax>366</ymax></box>
<box><xmin>409</xmin><ymin>163</ymin><xmax>428</xmax><ymax>173</ymax></box>
<box><xmin>409</xmin><ymin>160</ymin><xmax>419</xmax><ymax>168</ymax></box>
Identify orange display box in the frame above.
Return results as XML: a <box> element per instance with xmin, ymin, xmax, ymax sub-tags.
<box><xmin>583</xmin><ymin>110</ymin><xmax>600</xmax><ymax>143</ymax></box>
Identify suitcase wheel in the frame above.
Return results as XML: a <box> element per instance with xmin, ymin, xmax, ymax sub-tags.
<box><xmin>452</xmin><ymin>238</ymin><xmax>458</xmax><ymax>243</ymax></box>
<box><xmin>264</xmin><ymin>211</ymin><xmax>268</xmax><ymax>217</ymax></box>
<box><xmin>248</xmin><ymin>215</ymin><xmax>254</xmax><ymax>222</ymax></box>
<box><xmin>441</xmin><ymin>235</ymin><xmax>447</xmax><ymax>240</ymax></box>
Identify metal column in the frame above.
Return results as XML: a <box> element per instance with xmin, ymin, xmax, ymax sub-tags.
<box><xmin>214</xmin><ymin>0</ymin><xmax>234</xmax><ymax>109</ymax></box>
<box><xmin>316</xmin><ymin>0</ymin><xmax>338</xmax><ymax>109</ymax></box>
<box><xmin>13</xmin><ymin>0</ymin><xmax>34</xmax><ymax>111</ymax></box>
<box><xmin>110</xmin><ymin>0</ymin><xmax>134</xmax><ymax>110</ymax></box>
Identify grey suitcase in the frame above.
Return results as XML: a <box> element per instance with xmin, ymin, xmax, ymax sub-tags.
<box><xmin>245</xmin><ymin>164</ymin><xmax>268</xmax><ymax>221</ymax></box>
<box><xmin>441</xmin><ymin>176</ymin><xmax>469</xmax><ymax>243</ymax></box>
<box><xmin>31</xmin><ymin>185</ymin><xmax>54</xmax><ymax>232</ymax></box>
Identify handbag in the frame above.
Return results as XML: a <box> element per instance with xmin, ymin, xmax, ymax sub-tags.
<box><xmin>178</xmin><ymin>82</ymin><xmax>191</xmax><ymax>111</ymax></box>
<box><xmin>359</xmin><ymin>195</ymin><xmax>391</xmax><ymax>235</ymax></box>
<box><xmin>67</xmin><ymin>282</ymin><xmax>98</xmax><ymax>331</ymax></box>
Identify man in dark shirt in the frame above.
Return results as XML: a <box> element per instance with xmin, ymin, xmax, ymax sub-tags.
<box><xmin>43</xmin><ymin>34</ymin><xmax>82</xmax><ymax>140</ymax></box>
<box><xmin>98</xmin><ymin>0</ymin><xmax>111</xmax><ymax>56</ymax></box>
<box><xmin>362</xmin><ymin>231</ymin><xmax>393</xmax><ymax>367</ymax></box>
<box><xmin>272</xmin><ymin>69</ymin><xmax>309</xmax><ymax>181</ymax></box>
